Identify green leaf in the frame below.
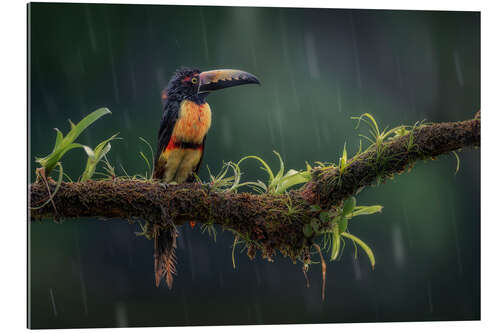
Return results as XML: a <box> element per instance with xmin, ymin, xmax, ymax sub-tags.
<box><xmin>64</xmin><ymin>108</ymin><xmax>111</xmax><ymax>145</ymax></box>
<box><xmin>303</xmin><ymin>224</ymin><xmax>314</xmax><ymax>238</ymax></box>
<box><xmin>340</xmin><ymin>142</ymin><xmax>348</xmax><ymax>170</ymax></box>
<box><xmin>80</xmin><ymin>133</ymin><xmax>119</xmax><ymax>182</ymax></box>
<box><xmin>319</xmin><ymin>211</ymin><xmax>330</xmax><ymax>223</ymax></box>
<box><xmin>331</xmin><ymin>224</ymin><xmax>341</xmax><ymax>260</ymax></box>
<box><xmin>37</xmin><ymin>107</ymin><xmax>112</xmax><ymax>175</ymax></box>
<box><xmin>351</xmin><ymin>205</ymin><xmax>383</xmax><ymax>217</ymax></box>
<box><xmin>310</xmin><ymin>205</ymin><xmax>322</xmax><ymax>212</ymax></box>
<box><xmin>341</xmin><ymin>232</ymin><xmax>375</xmax><ymax>269</ymax></box>
<box><xmin>253</xmin><ymin>180</ymin><xmax>268</xmax><ymax>192</ymax></box>
<box><xmin>275</xmin><ymin>169</ymin><xmax>311</xmax><ymax>194</ymax></box>
<box><xmin>54</xmin><ymin>128</ymin><xmax>63</xmax><ymax>149</ymax></box>
<box><xmin>237</xmin><ymin>155</ymin><xmax>275</xmax><ymax>189</ymax></box>
<box><xmin>273</xmin><ymin>151</ymin><xmax>285</xmax><ymax>183</ymax></box>
<box><xmin>139</xmin><ymin>151</ymin><xmax>151</xmax><ymax>175</ymax></box>
<box><xmin>310</xmin><ymin>218</ymin><xmax>320</xmax><ymax>232</ymax></box>
<box><xmin>342</xmin><ymin>196</ymin><xmax>357</xmax><ymax>216</ymax></box>
<box><xmin>338</xmin><ymin>216</ymin><xmax>348</xmax><ymax>233</ymax></box>
<box><xmin>139</xmin><ymin>137</ymin><xmax>155</xmax><ymax>178</ymax></box>
<box><xmin>352</xmin><ymin>113</ymin><xmax>380</xmax><ymax>138</ymax></box>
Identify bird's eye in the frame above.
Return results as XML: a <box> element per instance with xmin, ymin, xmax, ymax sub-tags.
<box><xmin>191</xmin><ymin>77</ymin><xmax>198</xmax><ymax>84</ymax></box>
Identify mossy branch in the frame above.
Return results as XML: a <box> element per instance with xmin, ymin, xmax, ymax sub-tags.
<box><xmin>29</xmin><ymin>113</ymin><xmax>480</xmax><ymax>262</ymax></box>
<box><xmin>301</xmin><ymin>113</ymin><xmax>480</xmax><ymax>206</ymax></box>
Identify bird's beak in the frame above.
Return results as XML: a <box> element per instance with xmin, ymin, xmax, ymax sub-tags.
<box><xmin>198</xmin><ymin>69</ymin><xmax>260</xmax><ymax>93</ymax></box>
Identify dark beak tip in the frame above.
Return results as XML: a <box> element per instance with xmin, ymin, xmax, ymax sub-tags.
<box><xmin>248</xmin><ymin>76</ymin><xmax>261</xmax><ymax>85</ymax></box>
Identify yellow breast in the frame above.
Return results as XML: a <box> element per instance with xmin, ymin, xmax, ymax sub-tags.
<box><xmin>172</xmin><ymin>100</ymin><xmax>212</xmax><ymax>144</ymax></box>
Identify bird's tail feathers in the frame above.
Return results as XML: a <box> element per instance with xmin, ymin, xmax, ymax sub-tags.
<box><xmin>154</xmin><ymin>225</ymin><xmax>178</xmax><ymax>289</ymax></box>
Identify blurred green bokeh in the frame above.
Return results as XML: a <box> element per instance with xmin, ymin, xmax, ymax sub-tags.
<box><xmin>29</xmin><ymin>3</ymin><xmax>479</xmax><ymax>328</ymax></box>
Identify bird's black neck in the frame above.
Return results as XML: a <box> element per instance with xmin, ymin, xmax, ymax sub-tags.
<box><xmin>168</xmin><ymin>90</ymin><xmax>208</xmax><ymax>105</ymax></box>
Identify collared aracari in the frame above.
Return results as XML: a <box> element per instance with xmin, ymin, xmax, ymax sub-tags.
<box><xmin>152</xmin><ymin>67</ymin><xmax>260</xmax><ymax>288</ymax></box>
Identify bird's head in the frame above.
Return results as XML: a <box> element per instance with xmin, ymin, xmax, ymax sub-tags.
<box><xmin>163</xmin><ymin>67</ymin><xmax>260</xmax><ymax>105</ymax></box>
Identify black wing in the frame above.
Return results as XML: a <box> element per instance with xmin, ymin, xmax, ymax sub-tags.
<box><xmin>153</xmin><ymin>98</ymin><xmax>180</xmax><ymax>179</ymax></box>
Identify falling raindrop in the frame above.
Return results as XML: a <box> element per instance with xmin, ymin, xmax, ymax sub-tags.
<box><xmin>273</xmin><ymin>89</ymin><xmax>286</xmax><ymax>155</ymax></box>
<box><xmin>155</xmin><ymin>67</ymin><xmax>167</xmax><ymax>93</ymax></box>
<box><xmin>450</xmin><ymin>199</ymin><xmax>463</xmax><ymax>275</ymax></box>
<box><xmin>453</xmin><ymin>52</ymin><xmax>464</xmax><ymax>87</ymax></box>
<box><xmin>267</xmin><ymin>111</ymin><xmax>277</xmax><ymax>146</ymax></box>
<box><xmin>402</xmin><ymin>208</ymin><xmax>413</xmax><ymax>249</ymax></box>
<box><xmin>184</xmin><ymin>231</ymin><xmax>196</xmax><ymax>281</ymax></box>
<box><xmin>279</xmin><ymin>12</ymin><xmax>300</xmax><ymax>111</ymax></box>
<box><xmin>304</xmin><ymin>32</ymin><xmax>320</xmax><ymax>79</ymax></box>
<box><xmin>254</xmin><ymin>296</ymin><xmax>263</xmax><ymax>324</ymax></box>
<box><xmin>408</xmin><ymin>85</ymin><xmax>416</xmax><ymax>115</ymax></box>
<box><xmin>251</xmin><ymin>44</ymin><xmax>258</xmax><ymax>69</ymax></box>
<box><xmin>336</xmin><ymin>80</ymin><xmax>342</xmax><ymax>113</ymax></box>
<box><xmin>79</xmin><ymin>270</ymin><xmax>89</xmax><ymax>316</ymax></box>
<box><xmin>372</xmin><ymin>294</ymin><xmax>380</xmax><ymax>321</ymax></box>
<box><xmin>85</xmin><ymin>4</ymin><xmax>97</xmax><ymax>52</ymax></box>
<box><xmin>312</xmin><ymin>116</ymin><xmax>322</xmax><ymax>149</ymax></box>
<box><xmin>49</xmin><ymin>288</ymin><xmax>58</xmax><ymax>317</ymax></box>
<box><xmin>254</xmin><ymin>265</ymin><xmax>261</xmax><ymax>286</ymax></box>
<box><xmin>396</xmin><ymin>52</ymin><xmax>403</xmax><ymax>87</ymax></box>
<box><xmin>115</xmin><ymin>302</ymin><xmax>128</xmax><ymax>327</ymax></box>
<box><xmin>427</xmin><ymin>281</ymin><xmax>434</xmax><ymax>313</ymax></box>
<box><xmin>352</xmin><ymin>253</ymin><xmax>362</xmax><ymax>280</ymax></box>
<box><xmin>75</xmin><ymin>47</ymin><xmax>86</xmax><ymax>75</ymax></box>
<box><xmin>123</xmin><ymin>109</ymin><xmax>132</xmax><ymax>130</ymax></box>
<box><xmin>181</xmin><ymin>289</ymin><xmax>190</xmax><ymax>324</ymax></box>
<box><xmin>177</xmin><ymin>229</ymin><xmax>185</xmax><ymax>250</ymax></box>
<box><xmin>127</xmin><ymin>52</ymin><xmax>137</xmax><ymax>101</ymax></box>
<box><xmin>218</xmin><ymin>271</ymin><xmax>224</xmax><ymax>288</ymax></box>
<box><xmin>106</xmin><ymin>28</ymin><xmax>120</xmax><ymax>103</ymax></box>
<box><xmin>74</xmin><ymin>226</ymin><xmax>89</xmax><ymax>316</ymax></box>
<box><xmin>199</xmin><ymin>8</ymin><xmax>209</xmax><ymax>62</ymax></box>
<box><xmin>392</xmin><ymin>224</ymin><xmax>406</xmax><ymax>268</ymax></box>
<box><xmin>220</xmin><ymin>116</ymin><xmax>233</xmax><ymax>149</ymax></box>
<box><xmin>350</xmin><ymin>13</ymin><xmax>362</xmax><ymax>89</ymax></box>
<box><xmin>320</xmin><ymin>119</ymin><xmax>331</xmax><ymax>143</ymax></box>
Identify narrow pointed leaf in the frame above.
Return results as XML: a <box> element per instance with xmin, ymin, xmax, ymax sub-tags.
<box><xmin>351</xmin><ymin>205</ymin><xmax>383</xmax><ymax>217</ymax></box>
<box><xmin>342</xmin><ymin>232</ymin><xmax>376</xmax><ymax>269</ymax></box>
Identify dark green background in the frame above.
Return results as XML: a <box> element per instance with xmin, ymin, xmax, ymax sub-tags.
<box><xmin>28</xmin><ymin>3</ymin><xmax>480</xmax><ymax>329</ymax></box>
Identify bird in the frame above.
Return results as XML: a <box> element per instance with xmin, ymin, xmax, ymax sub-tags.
<box><xmin>152</xmin><ymin>67</ymin><xmax>260</xmax><ymax>288</ymax></box>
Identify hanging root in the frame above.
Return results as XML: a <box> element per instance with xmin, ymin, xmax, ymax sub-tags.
<box><xmin>313</xmin><ymin>243</ymin><xmax>327</xmax><ymax>301</ymax></box>
<box><xmin>302</xmin><ymin>264</ymin><xmax>310</xmax><ymax>288</ymax></box>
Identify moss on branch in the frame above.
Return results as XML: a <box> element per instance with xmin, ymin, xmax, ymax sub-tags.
<box><xmin>29</xmin><ymin>114</ymin><xmax>480</xmax><ymax>263</ymax></box>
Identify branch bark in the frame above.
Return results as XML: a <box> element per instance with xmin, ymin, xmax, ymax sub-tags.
<box><xmin>29</xmin><ymin>114</ymin><xmax>480</xmax><ymax>261</ymax></box>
